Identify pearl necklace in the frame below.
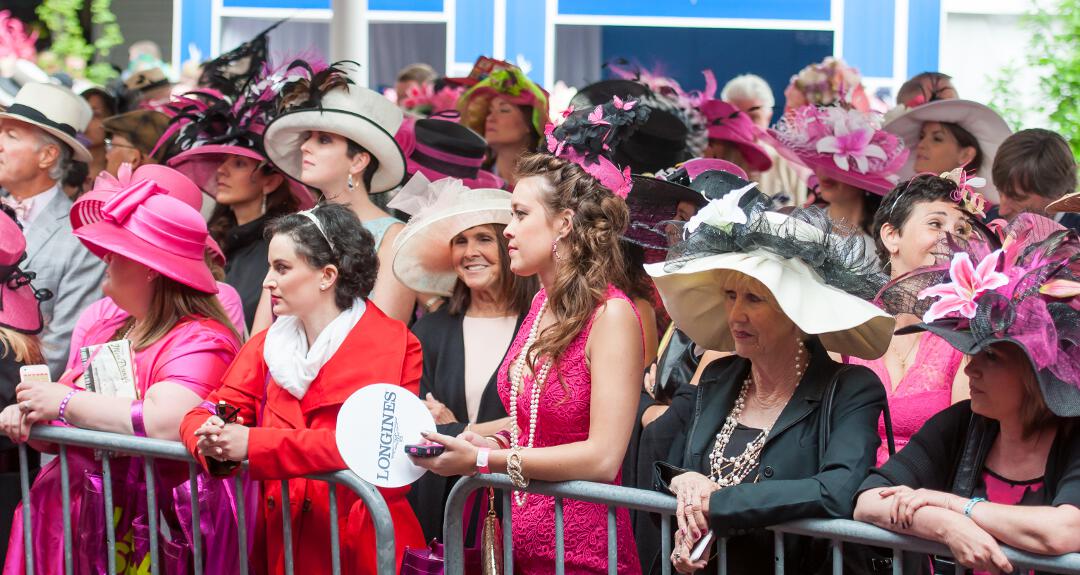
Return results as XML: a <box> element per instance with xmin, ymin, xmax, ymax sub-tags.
<box><xmin>507</xmin><ymin>296</ymin><xmax>551</xmax><ymax>506</ymax></box>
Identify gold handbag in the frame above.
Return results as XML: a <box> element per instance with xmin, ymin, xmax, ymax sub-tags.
<box><xmin>481</xmin><ymin>487</ymin><xmax>504</xmax><ymax>575</ymax></box>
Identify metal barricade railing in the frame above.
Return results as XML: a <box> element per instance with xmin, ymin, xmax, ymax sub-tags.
<box><xmin>443</xmin><ymin>473</ymin><xmax>1080</xmax><ymax>575</ymax></box>
<box><xmin>17</xmin><ymin>425</ymin><xmax>397</xmax><ymax>575</ymax></box>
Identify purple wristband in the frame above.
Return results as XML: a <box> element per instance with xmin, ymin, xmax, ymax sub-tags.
<box><xmin>57</xmin><ymin>389</ymin><xmax>79</xmax><ymax>424</ymax></box>
<box><xmin>198</xmin><ymin>401</ymin><xmax>216</xmax><ymax>415</ymax></box>
<box><xmin>130</xmin><ymin>400</ymin><xmax>146</xmax><ymax>437</ymax></box>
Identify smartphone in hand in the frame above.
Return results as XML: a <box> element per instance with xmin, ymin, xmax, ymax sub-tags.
<box><xmin>404</xmin><ymin>443</ymin><xmax>445</xmax><ymax>457</ymax></box>
<box><xmin>19</xmin><ymin>365</ymin><xmax>51</xmax><ymax>385</ymax></box>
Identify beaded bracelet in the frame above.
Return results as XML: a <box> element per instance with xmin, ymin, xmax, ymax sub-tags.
<box><xmin>962</xmin><ymin>497</ymin><xmax>986</xmax><ymax>518</ymax></box>
<box><xmin>57</xmin><ymin>389</ymin><xmax>79</xmax><ymax>424</ymax></box>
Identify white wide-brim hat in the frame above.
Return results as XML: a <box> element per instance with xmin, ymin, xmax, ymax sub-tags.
<box><xmin>0</xmin><ymin>82</ymin><xmax>92</xmax><ymax>162</ymax></box>
<box><xmin>264</xmin><ymin>64</ymin><xmax>406</xmax><ymax>193</ymax></box>
<box><xmin>883</xmin><ymin>99</ymin><xmax>1012</xmax><ymax>203</ymax></box>
<box><xmin>646</xmin><ymin>212</ymin><xmax>895</xmax><ymax>360</ymax></box>
<box><xmin>391</xmin><ymin>184</ymin><xmax>512</xmax><ymax>296</ymax></box>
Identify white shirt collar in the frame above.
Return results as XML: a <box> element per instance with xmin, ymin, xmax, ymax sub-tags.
<box><xmin>20</xmin><ymin>184</ymin><xmax>61</xmax><ymax>227</ymax></box>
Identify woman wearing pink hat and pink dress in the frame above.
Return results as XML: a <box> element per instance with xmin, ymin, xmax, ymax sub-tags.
<box><xmin>0</xmin><ymin>173</ymin><xmax>243</xmax><ymax>575</ymax></box>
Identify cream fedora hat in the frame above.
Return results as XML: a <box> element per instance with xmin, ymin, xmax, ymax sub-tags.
<box><xmin>264</xmin><ymin>62</ymin><xmax>406</xmax><ymax>193</ymax></box>
<box><xmin>647</xmin><ymin>199</ymin><xmax>895</xmax><ymax>360</ymax></box>
<box><xmin>0</xmin><ymin>82</ymin><xmax>92</xmax><ymax>162</ymax></box>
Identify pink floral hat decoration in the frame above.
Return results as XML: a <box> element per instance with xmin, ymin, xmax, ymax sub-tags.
<box><xmin>784</xmin><ymin>56</ymin><xmax>869</xmax><ymax>112</ymax></box>
<box><xmin>882</xmin><ymin>214</ymin><xmax>1080</xmax><ymax>416</ymax></box>
<box><xmin>770</xmin><ymin>105</ymin><xmax>909</xmax><ymax>196</ymax></box>
<box><xmin>545</xmin><ymin>95</ymin><xmax>651</xmax><ymax>199</ymax></box>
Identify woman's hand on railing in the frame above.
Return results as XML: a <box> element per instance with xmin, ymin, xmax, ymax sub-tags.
<box><xmin>0</xmin><ymin>403</ymin><xmax>29</xmax><ymax>442</ymax></box>
<box><xmin>671</xmin><ymin>527</ymin><xmax>709</xmax><ymax>574</ymax></box>
<box><xmin>194</xmin><ymin>414</ymin><xmax>250</xmax><ymax>461</ymax></box>
<box><xmin>669</xmin><ymin>471</ymin><xmax>717</xmax><ymax>541</ymax></box>
<box><xmin>13</xmin><ymin>380</ymin><xmax>70</xmax><ymax>425</ymax></box>
<box><xmin>940</xmin><ymin>512</ymin><xmax>1014</xmax><ymax>574</ymax></box>
<box><xmin>879</xmin><ymin>486</ymin><xmax>964</xmax><ymax>529</ymax></box>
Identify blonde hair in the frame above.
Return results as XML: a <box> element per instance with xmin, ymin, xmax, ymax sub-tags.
<box><xmin>122</xmin><ymin>276</ymin><xmax>239</xmax><ymax>349</ymax></box>
<box><xmin>0</xmin><ymin>328</ymin><xmax>44</xmax><ymax>364</ymax></box>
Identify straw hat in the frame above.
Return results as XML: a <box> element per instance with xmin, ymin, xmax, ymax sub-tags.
<box><xmin>264</xmin><ymin>62</ymin><xmax>406</xmax><ymax>193</ymax></box>
<box><xmin>883</xmin><ymin>99</ymin><xmax>1012</xmax><ymax>203</ymax></box>
<box><xmin>390</xmin><ymin>176</ymin><xmax>512</xmax><ymax>296</ymax></box>
<box><xmin>647</xmin><ymin>193</ymin><xmax>894</xmax><ymax>359</ymax></box>
<box><xmin>0</xmin><ymin>82</ymin><xmax>92</xmax><ymax>162</ymax></box>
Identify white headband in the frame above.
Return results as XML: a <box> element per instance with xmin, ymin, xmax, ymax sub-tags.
<box><xmin>298</xmin><ymin>208</ymin><xmax>336</xmax><ymax>253</ymax></box>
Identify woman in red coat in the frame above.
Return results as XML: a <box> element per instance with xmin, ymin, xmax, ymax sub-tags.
<box><xmin>179</xmin><ymin>204</ymin><xmax>425</xmax><ymax>574</ymax></box>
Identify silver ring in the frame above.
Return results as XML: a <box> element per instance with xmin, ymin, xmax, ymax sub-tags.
<box><xmin>18</xmin><ymin>402</ymin><xmax>30</xmax><ymax>413</ymax></box>
<box><xmin>673</xmin><ymin>552</ymin><xmax>681</xmax><ymax>561</ymax></box>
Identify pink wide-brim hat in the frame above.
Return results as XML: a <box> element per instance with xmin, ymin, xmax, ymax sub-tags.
<box><xmin>72</xmin><ymin>176</ymin><xmax>218</xmax><ymax>293</ymax></box>
<box><xmin>773</xmin><ymin>144</ymin><xmax>900</xmax><ymax>196</ymax></box>
<box><xmin>168</xmin><ymin>145</ymin><xmax>316</xmax><ymax>210</ymax></box>
<box><xmin>700</xmin><ymin>100</ymin><xmax>773</xmax><ymax>172</ymax></box>
<box><xmin>71</xmin><ymin>164</ymin><xmax>227</xmax><ymax>267</ymax></box>
<box><xmin>0</xmin><ymin>215</ymin><xmax>45</xmax><ymax>334</ymax></box>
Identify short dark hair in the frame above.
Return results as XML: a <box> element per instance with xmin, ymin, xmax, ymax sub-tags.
<box><xmin>993</xmin><ymin>128</ymin><xmax>1077</xmax><ymax>201</ymax></box>
<box><xmin>872</xmin><ymin>175</ymin><xmax>961</xmax><ymax>266</ymax></box>
<box><xmin>265</xmin><ymin>203</ymin><xmax>378</xmax><ymax>310</ymax></box>
<box><xmin>346</xmin><ymin>139</ymin><xmax>381</xmax><ymax>192</ymax></box>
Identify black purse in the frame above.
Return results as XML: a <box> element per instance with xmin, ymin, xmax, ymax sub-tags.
<box><xmin>819</xmin><ymin>366</ymin><xmax>904</xmax><ymax>574</ymax></box>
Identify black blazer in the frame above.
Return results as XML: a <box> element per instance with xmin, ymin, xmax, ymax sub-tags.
<box><xmin>654</xmin><ymin>339</ymin><xmax>887</xmax><ymax>574</ymax></box>
<box><xmin>407</xmin><ymin>307</ymin><xmax>524</xmax><ymax>540</ymax></box>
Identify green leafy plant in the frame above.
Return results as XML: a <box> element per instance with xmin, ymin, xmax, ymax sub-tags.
<box><xmin>35</xmin><ymin>0</ymin><xmax>123</xmax><ymax>84</ymax></box>
<box><xmin>989</xmin><ymin>0</ymin><xmax>1080</xmax><ymax>160</ymax></box>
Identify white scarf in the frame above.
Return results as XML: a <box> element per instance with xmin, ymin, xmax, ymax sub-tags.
<box><xmin>263</xmin><ymin>298</ymin><xmax>367</xmax><ymax>399</ymax></box>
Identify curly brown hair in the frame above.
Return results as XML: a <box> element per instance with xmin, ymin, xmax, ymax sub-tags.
<box><xmin>515</xmin><ymin>152</ymin><xmax>631</xmax><ymax>370</ymax></box>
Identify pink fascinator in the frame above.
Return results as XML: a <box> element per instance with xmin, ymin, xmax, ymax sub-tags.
<box><xmin>544</xmin><ymin>96</ymin><xmax>651</xmax><ymax>199</ymax></box>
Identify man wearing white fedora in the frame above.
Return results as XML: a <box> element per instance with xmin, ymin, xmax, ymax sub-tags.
<box><xmin>0</xmin><ymin>82</ymin><xmax>104</xmax><ymax>378</ymax></box>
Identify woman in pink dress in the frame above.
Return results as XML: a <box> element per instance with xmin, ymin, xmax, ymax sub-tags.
<box><xmin>852</xmin><ymin>172</ymin><xmax>991</xmax><ymax>464</ymax></box>
<box><xmin>0</xmin><ymin>174</ymin><xmax>241</xmax><ymax>574</ymax></box>
<box><xmin>414</xmin><ymin>99</ymin><xmax>647</xmax><ymax>573</ymax></box>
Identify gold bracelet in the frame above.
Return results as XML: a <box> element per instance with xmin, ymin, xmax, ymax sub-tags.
<box><xmin>506</xmin><ymin>448</ymin><xmax>528</xmax><ymax>489</ymax></box>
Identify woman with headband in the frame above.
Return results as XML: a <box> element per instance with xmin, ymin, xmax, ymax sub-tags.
<box><xmin>179</xmin><ymin>204</ymin><xmax>425</xmax><ymax>574</ymax></box>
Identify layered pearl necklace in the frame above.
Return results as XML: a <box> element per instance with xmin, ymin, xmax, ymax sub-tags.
<box><xmin>507</xmin><ymin>296</ymin><xmax>551</xmax><ymax>505</ymax></box>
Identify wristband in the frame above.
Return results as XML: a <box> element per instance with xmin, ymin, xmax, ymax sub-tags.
<box><xmin>962</xmin><ymin>497</ymin><xmax>986</xmax><ymax>518</ymax></box>
<box><xmin>476</xmin><ymin>447</ymin><xmax>491</xmax><ymax>474</ymax></box>
<box><xmin>57</xmin><ymin>389</ymin><xmax>79</xmax><ymax>424</ymax></box>
<box><xmin>130</xmin><ymin>400</ymin><xmax>147</xmax><ymax>437</ymax></box>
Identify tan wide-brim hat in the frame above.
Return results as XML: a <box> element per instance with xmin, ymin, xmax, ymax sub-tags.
<box><xmin>884</xmin><ymin>99</ymin><xmax>1012</xmax><ymax>204</ymax></box>
<box><xmin>391</xmin><ymin>185</ymin><xmax>512</xmax><ymax>296</ymax></box>
<box><xmin>646</xmin><ymin>212</ymin><xmax>895</xmax><ymax>360</ymax></box>
<box><xmin>264</xmin><ymin>63</ymin><xmax>406</xmax><ymax>193</ymax></box>
<box><xmin>0</xmin><ymin>82</ymin><xmax>92</xmax><ymax>162</ymax></box>
<box><xmin>1047</xmin><ymin>192</ymin><xmax>1080</xmax><ymax>214</ymax></box>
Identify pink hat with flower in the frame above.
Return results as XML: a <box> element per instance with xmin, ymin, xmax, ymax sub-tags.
<box><xmin>0</xmin><ymin>208</ymin><xmax>51</xmax><ymax>334</ymax></box>
<box><xmin>699</xmin><ymin>100</ymin><xmax>772</xmax><ymax>172</ymax></box>
<box><xmin>72</xmin><ymin>174</ymin><xmax>218</xmax><ymax>293</ymax></box>
<box><xmin>769</xmin><ymin>105</ymin><xmax>908</xmax><ymax>196</ymax></box>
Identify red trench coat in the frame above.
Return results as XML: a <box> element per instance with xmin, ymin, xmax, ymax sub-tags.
<box><xmin>180</xmin><ymin>303</ymin><xmax>426</xmax><ymax>574</ymax></box>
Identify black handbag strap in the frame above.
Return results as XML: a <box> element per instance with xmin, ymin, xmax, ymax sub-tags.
<box><xmin>818</xmin><ymin>366</ymin><xmax>896</xmax><ymax>464</ymax></box>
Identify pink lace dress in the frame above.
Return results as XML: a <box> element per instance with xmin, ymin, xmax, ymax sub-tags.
<box><xmin>497</xmin><ymin>286</ymin><xmax>642</xmax><ymax>574</ymax></box>
<box><xmin>848</xmin><ymin>334</ymin><xmax>964</xmax><ymax>466</ymax></box>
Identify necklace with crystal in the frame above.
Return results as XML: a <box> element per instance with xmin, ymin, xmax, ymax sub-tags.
<box><xmin>507</xmin><ymin>296</ymin><xmax>551</xmax><ymax>506</ymax></box>
<box><xmin>708</xmin><ymin>340</ymin><xmax>808</xmax><ymax>487</ymax></box>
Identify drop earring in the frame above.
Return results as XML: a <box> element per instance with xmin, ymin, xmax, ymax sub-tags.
<box><xmin>347</xmin><ymin>174</ymin><xmax>355</xmax><ymax>191</ymax></box>
<box><xmin>261</xmin><ymin>194</ymin><xmax>268</xmax><ymax>215</ymax></box>
<box><xmin>551</xmin><ymin>238</ymin><xmax>561</xmax><ymax>261</ymax></box>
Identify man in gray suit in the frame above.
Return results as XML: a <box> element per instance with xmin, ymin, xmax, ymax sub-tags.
<box><xmin>0</xmin><ymin>83</ymin><xmax>104</xmax><ymax>378</ymax></box>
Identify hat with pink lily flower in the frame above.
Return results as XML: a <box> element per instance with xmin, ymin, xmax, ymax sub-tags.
<box><xmin>769</xmin><ymin>105</ymin><xmax>909</xmax><ymax>196</ymax></box>
<box><xmin>879</xmin><ymin>214</ymin><xmax>1080</xmax><ymax>416</ymax></box>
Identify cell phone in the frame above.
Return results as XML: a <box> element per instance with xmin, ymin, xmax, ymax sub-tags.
<box><xmin>690</xmin><ymin>530</ymin><xmax>715</xmax><ymax>562</ymax></box>
<box><xmin>19</xmin><ymin>365</ymin><xmax>51</xmax><ymax>385</ymax></box>
<box><xmin>404</xmin><ymin>443</ymin><xmax>445</xmax><ymax>457</ymax></box>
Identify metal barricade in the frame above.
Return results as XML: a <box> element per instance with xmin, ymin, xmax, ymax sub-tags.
<box><xmin>16</xmin><ymin>425</ymin><xmax>397</xmax><ymax>575</ymax></box>
<box><xmin>443</xmin><ymin>473</ymin><xmax>1080</xmax><ymax>575</ymax></box>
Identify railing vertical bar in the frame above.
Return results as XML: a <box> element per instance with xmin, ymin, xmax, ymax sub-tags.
<box><xmin>59</xmin><ymin>444</ymin><xmax>73</xmax><ymax>575</ymax></box>
<box><xmin>328</xmin><ymin>482</ymin><xmax>341</xmax><ymax>575</ymax></box>
<box><xmin>234</xmin><ymin>475</ymin><xmax>248</xmax><ymax>575</ymax></box>
<box><xmin>773</xmin><ymin>531</ymin><xmax>784</xmax><ymax>575</ymax></box>
<box><xmin>892</xmin><ymin>548</ymin><xmax>903</xmax><ymax>575</ymax></box>
<box><xmin>554</xmin><ymin>496</ymin><xmax>565</xmax><ymax>575</ymax></box>
<box><xmin>188</xmin><ymin>463</ymin><xmax>203</xmax><ymax>575</ymax></box>
<box><xmin>502</xmin><ymin>491</ymin><xmax>513</xmax><ymax>574</ymax></box>
<box><xmin>660</xmin><ymin>515</ymin><xmax>671</xmax><ymax>575</ymax></box>
<box><xmin>718</xmin><ymin>537</ymin><xmax>728</xmax><ymax>575</ymax></box>
<box><xmin>145</xmin><ymin>457</ymin><xmax>159</xmax><ymax>575</ymax></box>
<box><xmin>606</xmin><ymin>505</ymin><xmax>616</xmax><ymax>575</ymax></box>
<box><xmin>19</xmin><ymin>443</ymin><xmax>33</xmax><ymax>575</ymax></box>
<box><xmin>831</xmin><ymin>540</ymin><xmax>842</xmax><ymax>575</ymax></box>
<box><xmin>281</xmin><ymin>480</ymin><xmax>294</xmax><ymax>575</ymax></box>
<box><xmin>102</xmin><ymin>453</ymin><xmax>116</xmax><ymax>575</ymax></box>
<box><xmin>954</xmin><ymin>564</ymin><xmax>963</xmax><ymax>575</ymax></box>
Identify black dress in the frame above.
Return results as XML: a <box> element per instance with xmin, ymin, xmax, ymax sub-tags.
<box><xmin>222</xmin><ymin>215</ymin><xmax>272</xmax><ymax>331</ymax></box>
<box><xmin>407</xmin><ymin>308</ymin><xmax>525</xmax><ymax>541</ymax></box>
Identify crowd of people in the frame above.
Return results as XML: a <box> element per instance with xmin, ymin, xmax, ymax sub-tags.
<box><xmin>1</xmin><ymin>20</ymin><xmax>1079</xmax><ymax>575</ymax></box>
